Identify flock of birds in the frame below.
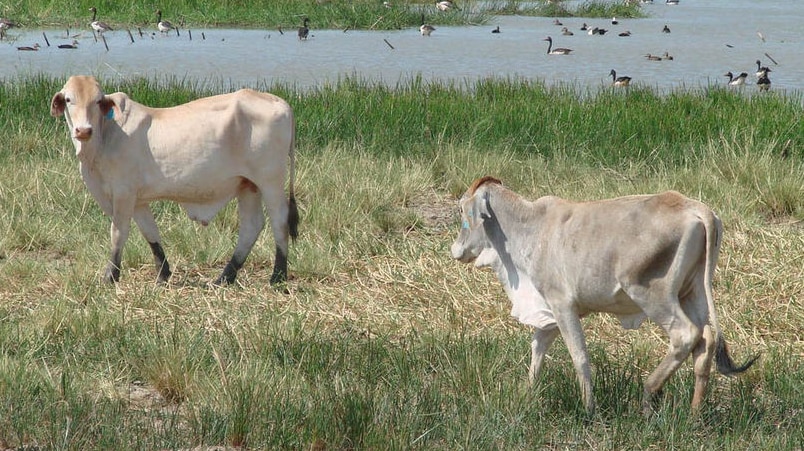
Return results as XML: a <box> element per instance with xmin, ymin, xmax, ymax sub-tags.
<box><xmin>417</xmin><ymin>0</ymin><xmax>774</xmax><ymax>91</ymax></box>
<box><xmin>0</xmin><ymin>6</ymin><xmax>179</xmax><ymax>51</ymax></box>
<box><xmin>2</xmin><ymin>1</ymin><xmax>778</xmax><ymax>91</ymax></box>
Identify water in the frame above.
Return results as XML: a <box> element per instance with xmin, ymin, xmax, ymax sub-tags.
<box><xmin>3</xmin><ymin>0</ymin><xmax>803</xmax><ymax>93</ymax></box>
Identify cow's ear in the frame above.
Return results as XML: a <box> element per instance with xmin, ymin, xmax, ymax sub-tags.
<box><xmin>50</xmin><ymin>92</ymin><xmax>66</xmax><ymax>117</ymax></box>
<box><xmin>99</xmin><ymin>96</ymin><xmax>116</xmax><ymax>118</ymax></box>
<box><xmin>478</xmin><ymin>191</ymin><xmax>492</xmax><ymax>220</ymax></box>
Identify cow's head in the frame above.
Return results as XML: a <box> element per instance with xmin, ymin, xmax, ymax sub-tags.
<box><xmin>51</xmin><ymin>75</ymin><xmax>116</xmax><ymax>146</ymax></box>
<box><xmin>450</xmin><ymin>176</ymin><xmax>501</xmax><ymax>266</ymax></box>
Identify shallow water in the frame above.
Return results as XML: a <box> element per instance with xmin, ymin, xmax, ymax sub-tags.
<box><xmin>2</xmin><ymin>0</ymin><xmax>802</xmax><ymax>93</ymax></box>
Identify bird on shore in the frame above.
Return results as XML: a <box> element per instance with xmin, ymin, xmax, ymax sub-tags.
<box><xmin>543</xmin><ymin>36</ymin><xmax>572</xmax><ymax>55</ymax></box>
<box><xmin>436</xmin><ymin>1</ymin><xmax>458</xmax><ymax>11</ymax></box>
<box><xmin>17</xmin><ymin>43</ymin><xmax>40</xmax><ymax>51</ymax></box>
<box><xmin>757</xmin><ymin>68</ymin><xmax>772</xmax><ymax>91</ymax></box>
<box><xmin>298</xmin><ymin>17</ymin><xmax>310</xmax><ymax>40</ymax></box>
<box><xmin>89</xmin><ymin>7</ymin><xmax>113</xmax><ymax>34</ymax></box>
<box><xmin>725</xmin><ymin>71</ymin><xmax>748</xmax><ymax>86</ymax></box>
<box><xmin>156</xmin><ymin>10</ymin><xmax>174</xmax><ymax>34</ymax></box>
<box><xmin>420</xmin><ymin>15</ymin><xmax>435</xmax><ymax>36</ymax></box>
<box><xmin>0</xmin><ymin>18</ymin><xmax>16</xmax><ymax>39</ymax></box>
<box><xmin>610</xmin><ymin>69</ymin><xmax>631</xmax><ymax>87</ymax></box>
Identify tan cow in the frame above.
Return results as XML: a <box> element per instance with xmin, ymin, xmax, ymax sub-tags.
<box><xmin>51</xmin><ymin>75</ymin><xmax>298</xmax><ymax>287</ymax></box>
<box><xmin>451</xmin><ymin>176</ymin><xmax>757</xmax><ymax>416</ymax></box>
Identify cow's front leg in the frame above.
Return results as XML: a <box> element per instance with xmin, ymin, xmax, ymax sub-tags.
<box><xmin>529</xmin><ymin>326</ymin><xmax>560</xmax><ymax>384</ymax></box>
<box><xmin>133</xmin><ymin>205</ymin><xmax>171</xmax><ymax>283</ymax></box>
<box><xmin>104</xmin><ymin>197</ymin><xmax>136</xmax><ymax>283</ymax></box>
<box><xmin>214</xmin><ymin>187</ymin><xmax>264</xmax><ymax>286</ymax></box>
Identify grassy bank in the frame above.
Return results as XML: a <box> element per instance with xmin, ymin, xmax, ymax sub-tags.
<box><xmin>5</xmin><ymin>0</ymin><xmax>642</xmax><ymax>30</ymax></box>
<box><xmin>0</xmin><ymin>76</ymin><xmax>802</xmax><ymax>449</ymax></box>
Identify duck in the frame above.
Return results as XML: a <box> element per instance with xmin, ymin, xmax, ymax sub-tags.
<box><xmin>580</xmin><ymin>23</ymin><xmax>588</xmax><ymax>31</ymax></box>
<box><xmin>420</xmin><ymin>15</ymin><xmax>435</xmax><ymax>36</ymax></box>
<box><xmin>298</xmin><ymin>17</ymin><xmax>310</xmax><ymax>40</ymax></box>
<box><xmin>89</xmin><ymin>7</ymin><xmax>113</xmax><ymax>34</ymax></box>
<box><xmin>666</xmin><ymin>0</ymin><xmax>679</xmax><ymax>4</ymax></box>
<box><xmin>725</xmin><ymin>71</ymin><xmax>748</xmax><ymax>86</ymax></box>
<box><xmin>610</xmin><ymin>69</ymin><xmax>631</xmax><ymax>87</ymax></box>
<box><xmin>611</xmin><ymin>17</ymin><xmax>619</xmax><ymax>25</ymax></box>
<box><xmin>589</xmin><ymin>27</ymin><xmax>607</xmax><ymax>35</ymax></box>
<box><xmin>618</xmin><ymin>30</ymin><xmax>631</xmax><ymax>37</ymax></box>
<box><xmin>491</xmin><ymin>26</ymin><xmax>500</xmax><ymax>34</ymax></box>
<box><xmin>17</xmin><ymin>43</ymin><xmax>40</xmax><ymax>51</ymax></box>
<box><xmin>645</xmin><ymin>53</ymin><xmax>663</xmax><ymax>61</ymax></box>
<box><xmin>435</xmin><ymin>1</ymin><xmax>458</xmax><ymax>11</ymax></box>
<box><xmin>755</xmin><ymin>60</ymin><xmax>770</xmax><ymax>78</ymax></box>
<box><xmin>662</xmin><ymin>51</ymin><xmax>674</xmax><ymax>61</ymax></box>
<box><xmin>662</xmin><ymin>24</ymin><xmax>671</xmax><ymax>33</ymax></box>
<box><xmin>757</xmin><ymin>68</ymin><xmax>772</xmax><ymax>91</ymax></box>
<box><xmin>553</xmin><ymin>18</ymin><xmax>563</xmax><ymax>26</ymax></box>
<box><xmin>561</xmin><ymin>27</ymin><xmax>574</xmax><ymax>36</ymax></box>
<box><xmin>58</xmin><ymin>40</ymin><xmax>80</xmax><ymax>49</ymax></box>
<box><xmin>543</xmin><ymin>36</ymin><xmax>572</xmax><ymax>55</ymax></box>
<box><xmin>156</xmin><ymin>10</ymin><xmax>174</xmax><ymax>34</ymax></box>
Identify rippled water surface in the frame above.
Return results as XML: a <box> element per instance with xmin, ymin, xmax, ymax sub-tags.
<box><xmin>3</xmin><ymin>0</ymin><xmax>802</xmax><ymax>92</ymax></box>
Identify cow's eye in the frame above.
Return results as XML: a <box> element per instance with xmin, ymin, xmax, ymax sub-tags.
<box><xmin>64</xmin><ymin>97</ymin><xmax>71</xmax><ymax>103</ymax></box>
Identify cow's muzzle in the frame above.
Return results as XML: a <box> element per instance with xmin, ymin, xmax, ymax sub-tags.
<box><xmin>74</xmin><ymin>127</ymin><xmax>92</xmax><ymax>141</ymax></box>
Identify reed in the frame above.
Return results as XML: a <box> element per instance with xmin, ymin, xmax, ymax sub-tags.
<box><xmin>0</xmin><ymin>75</ymin><xmax>801</xmax><ymax>449</ymax></box>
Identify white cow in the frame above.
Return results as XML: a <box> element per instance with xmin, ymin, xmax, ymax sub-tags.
<box><xmin>51</xmin><ymin>75</ymin><xmax>298</xmax><ymax>287</ymax></box>
<box><xmin>451</xmin><ymin>176</ymin><xmax>757</xmax><ymax>416</ymax></box>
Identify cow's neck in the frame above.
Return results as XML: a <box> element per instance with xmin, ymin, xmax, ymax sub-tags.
<box><xmin>485</xmin><ymin>187</ymin><xmax>543</xmax><ymax>278</ymax></box>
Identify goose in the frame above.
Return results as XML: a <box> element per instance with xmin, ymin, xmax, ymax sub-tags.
<box><xmin>17</xmin><ymin>43</ymin><xmax>40</xmax><ymax>51</ymax></box>
<box><xmin>298</xmin><ymin>17</ymin><xmax>310</xmax><ymax>40</ymax></box>
<box><xmin>543</xmin><ymin>36</ymin><xmax>572</xmax><ymax>55</ymax></box>
<box><xmin>725</xmin><ymin>71</ymin><xmax>748</xmax><ymax>86</ymax></box>
<box><xmin>420</xmin><ymin>15</ymin><xmax>435</xmax><ymax>36</ymax></box>
<box><xmin>661</xmin><ymin>24</ymin><xmax>671</xmax><ymax>33</ymax></box>
<box><xmin>755</xmin><ymin>60</ymin><xmax>770</xmax><ymax>78</ymax></box>
<box><xmin>561</xmin><ymin>27</ymin><xmax>574</xmax><ymax>36</ymax></box>
<box><xmin>491</xmin><ymin>26</ymin><xmax>501</xmax><ymax>34</ymax></box>
<box><xmin>89</xmin><ymin>7</ymin><xmax>113</xmax><ymax>34</ymax></box>
<box><xmin>610</xmin><ymin>69</ymin><xmax>631</xmax><ymax>87</ymax></box>
<box><xmin>58</xmin><ymin>40</ymin><xmax>80</xmax><ymax>49</ymax></box>
<box><xmin>156</xmin><ymin>10</ymin><xmax>174</xmax><ymax>34</ymax></box>
<box><xmin>757</xmin><ymin>68</ymin><xmax>771</xmax><ymax>91</ymax></box>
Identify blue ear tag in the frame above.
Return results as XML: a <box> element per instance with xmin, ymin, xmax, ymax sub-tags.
<box><xmin>462</xmin><ymin>220</ymin><xmax>470</xmax><ymax>229</ymax></box>
<box><xmin>105</xmin><ymin>108</ymin><xmax>114</xmax><ymax>120</ymax></box>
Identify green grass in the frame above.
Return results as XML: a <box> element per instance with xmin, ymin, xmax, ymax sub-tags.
<box><xmin>0</xmin><ymin>75</ymin><xmax>802</xmax><ymax>449</ymax></box>
<box><xmin>5</xmin><ymin>0</ymin><xmax>642</xmax><ymax>30</ymax></box>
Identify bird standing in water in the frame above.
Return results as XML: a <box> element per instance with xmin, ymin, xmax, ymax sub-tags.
<box><xmin>610</xmin><ymin>69</ymin><xmax>632</xmax><ymax>87</ymax></box>
<box><xmin>156</xmin><ymin>10</ymin><xmax>174</xmax><ymax>35</ymax></box>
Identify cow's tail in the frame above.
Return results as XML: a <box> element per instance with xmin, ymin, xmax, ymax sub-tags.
<box><xmin>287</xmin><ymin>114</ymin><xmax>299</xmax><ymax>241</ymax></box>
<box><xmin>703</xmin><ymin>209</ymin><xmax>759</xmax><ymax>376</ymax></box>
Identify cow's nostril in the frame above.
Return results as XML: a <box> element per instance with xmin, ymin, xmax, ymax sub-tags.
<box><xmin>74</xmin><ymin>127</ymin><xmax>93</xmax><ymax>140</ymax></box>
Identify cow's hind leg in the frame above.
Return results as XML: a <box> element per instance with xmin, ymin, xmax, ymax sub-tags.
<box><xmin>215</xmin><ymin>182</ymin><xmax>265</xmax><ymax>286</ymax></box>
<box><xmin>260</xmin><ymin>181</ymin><xmax>296</xmax><ymax>288</ymax></box>
<box><xmin>641</xmin><ymin>301</ymin><xmax>702</xmax><ymax>416</ymax></box>
<box><xmin>133</xmin><ymin>205</ymin><xmax>171</xmax><ymax>283</ymax></box>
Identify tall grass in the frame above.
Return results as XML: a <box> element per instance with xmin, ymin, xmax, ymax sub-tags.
<box><xmin>0</xmin><ymin>76</ymin><xmax>802</xmax><ymax>449</ymax></box>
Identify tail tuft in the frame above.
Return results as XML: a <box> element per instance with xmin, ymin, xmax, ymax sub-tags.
<box><xmin>288</xmin><ymin>194</ymin><xmax>299</xmax><ymax>240</ymax></box>
<box><xmin>715</xmin><ymin>337</ymin><xmax>759</xmax><ymax>376</ymax></box>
